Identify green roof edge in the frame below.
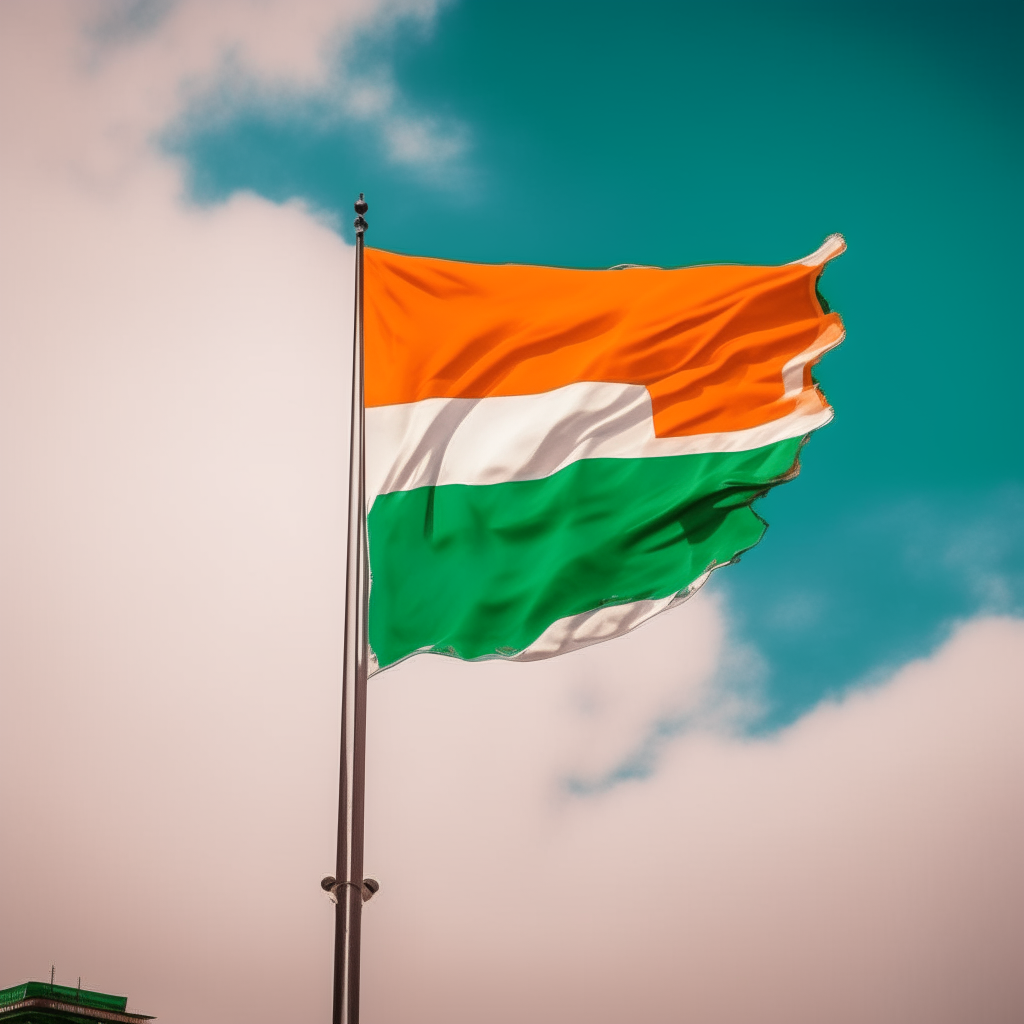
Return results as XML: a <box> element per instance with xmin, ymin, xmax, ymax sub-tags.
<box><xmin>0</xmin><ymin>983</ymin><xmax>128</xmax><ymax>1013</ymax></box>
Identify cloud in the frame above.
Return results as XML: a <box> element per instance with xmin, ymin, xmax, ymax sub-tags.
<box><xmin>382</xmin><ymin>111</ymin><xmax>467</xmax><ymax>170</ymax></box>
<box><xmin>0</xmin><ymin>0</ymin><xmax>462</xmax><ymax>193</ymax></box>
<box><xmin>158</xmin><ymin>19</ymin><xmax>470</xmax><ymax>189</ymax></box>
<box><xmin>718</xmin><ymin>484</ymin><xmax>1024</xmax><ymax>731</ymax></box>
<box><xmin>363</xmin><ymin>616</ymin><xmax>1024</xmax><ymax>1024</ymax></box>
<box><xmin>0</xmin><ymin>140</ymin><xmax>355</xmax><ymax>1023</ymax></box>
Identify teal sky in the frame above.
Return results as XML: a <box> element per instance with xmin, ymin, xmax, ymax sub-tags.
<box><xmin>168</xmin><ymin>0</ymin><xmax>1022</xmax><ymax>730</ymax></box>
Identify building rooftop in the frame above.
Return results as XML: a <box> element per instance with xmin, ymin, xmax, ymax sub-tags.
<box><xmin>0</xmin><ymin>982</ymin><xmax>153</xmax><ymax>1023</ymax></box>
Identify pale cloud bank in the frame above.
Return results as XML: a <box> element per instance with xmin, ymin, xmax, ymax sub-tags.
<box><xmin>0</xmin><ymin>0</ymin><xmax>462</xmax><ymax>194</ymax></box>
<box><xmin>1</xmin><ymin>4</ymin><xmax>1022</xmax><ymax>1024</ymax></box>
<box><xmin>363</xmin><ymin>615</ymin><xmax>1024</xmax><ymax>1024</ymax></box>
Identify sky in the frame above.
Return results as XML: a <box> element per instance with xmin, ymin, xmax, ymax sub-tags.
<box><xmin>0</xmin><ymin>2</ymin><xmax>1021</xmax><ymax>1022</ymax></box>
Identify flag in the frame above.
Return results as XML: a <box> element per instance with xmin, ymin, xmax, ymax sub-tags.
<box><xmin>364</xmin><ymin>235</ymin><xmax>846</xmax><ymax>672</ymax></box>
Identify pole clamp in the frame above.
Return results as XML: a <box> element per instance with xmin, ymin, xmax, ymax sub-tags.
<box><xmin>321</xmin><ymin>875</ymin><xmax>380</xmax><ymax>904</ymax></box>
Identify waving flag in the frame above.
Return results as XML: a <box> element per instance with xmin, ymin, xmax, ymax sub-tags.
<box><xmin>364</xmin><ymin>236</ymin><xmax>845</xmax><ymax>671</ymax></box>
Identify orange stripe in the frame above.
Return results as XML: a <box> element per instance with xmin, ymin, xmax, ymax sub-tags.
<box><xmin>365</xmin><ymin>247</ymin><xmax>843</xmax><ymax>437</ymax></box>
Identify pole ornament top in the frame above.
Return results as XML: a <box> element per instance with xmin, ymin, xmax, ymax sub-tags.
<box><xmin>354</xmin><ymin>193</ymin><xmax>368</xmax><ymax>235</ymax></box>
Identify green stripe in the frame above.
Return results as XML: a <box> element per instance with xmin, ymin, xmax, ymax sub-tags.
<box><xmin>368</xmin><ymin>438</ymin><xmax>804</xmax><ymax>668</ymax></box>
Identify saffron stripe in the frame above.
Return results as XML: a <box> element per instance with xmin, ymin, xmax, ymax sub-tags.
<box><xmin>365</xmin><ymin>240</ymin><xmax>844</xmax><ymax>439</ymax></box>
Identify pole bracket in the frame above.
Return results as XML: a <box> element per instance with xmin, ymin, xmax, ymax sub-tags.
<box><xmin>322</xmin><ymin>875</ymin><xmax>380</xmax><ymax>904</ymax></box>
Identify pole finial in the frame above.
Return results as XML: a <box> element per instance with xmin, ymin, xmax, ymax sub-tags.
<box><xmin>354</xmin><ymin>193</ymin><xmax>368</xmax><ymax>235</ymax></box>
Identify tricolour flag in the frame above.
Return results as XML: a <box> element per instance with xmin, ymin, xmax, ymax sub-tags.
<box><xmin>364</xmin><ymin>235</ymin><xmax>846</xmax><ymax>672</ymax></box>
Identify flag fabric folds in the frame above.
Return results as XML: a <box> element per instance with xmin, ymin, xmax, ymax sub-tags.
<box><xmin>364</xmin><ymin>236</ymin><xmax>846</xmax><ymax>672</ymax></box>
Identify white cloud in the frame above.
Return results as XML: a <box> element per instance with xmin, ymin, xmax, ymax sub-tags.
<box><xmin>0</xmin><ymin>141</ymin><xmax>356</xmax><ymax>1023</ymax></box>
<box><xmin>0</xmin><ymin>0</ymin><xmax>464</xmax><ymax>196</ymax></box>
<box><xmin>363</xmin><ymin>616</ymin><xmax>1024</xmax><ymax>1024</ymax></box>
<box><xmin>383</xmin><ymin>112</ymin><xmax>467</xmax><ymax>169</ymax></box>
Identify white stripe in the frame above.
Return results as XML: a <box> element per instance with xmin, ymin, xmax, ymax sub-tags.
<box><xmin>781</xmin><ymin>322</ymin><xmax>845</xmax><ymax>397</ymax></box>
<box><xmin>789</xmin><ymin>233</ymin><xmax>846</xmax><ymax>267</ymax></box>
<box><xmin>511</xmin><ymin>571</ymin><xmax>712</xmax><ymax>662</ymax></box>
<box><xmin>367</xmin><ymin>382</ymin><xmax>831</xmax><ymax>499</ymax></box>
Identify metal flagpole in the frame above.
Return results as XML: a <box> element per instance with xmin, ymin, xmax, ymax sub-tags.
<box><xmin>328</xmin><ymin>192</ymin><xmax>370</xmax><ymax>1024</ymax></box>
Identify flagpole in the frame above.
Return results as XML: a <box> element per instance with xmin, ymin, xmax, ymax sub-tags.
<box><xmin>332</xmin><ymin>193</ymin><xmax>370</xmax><ymax>1024</ymax></box>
